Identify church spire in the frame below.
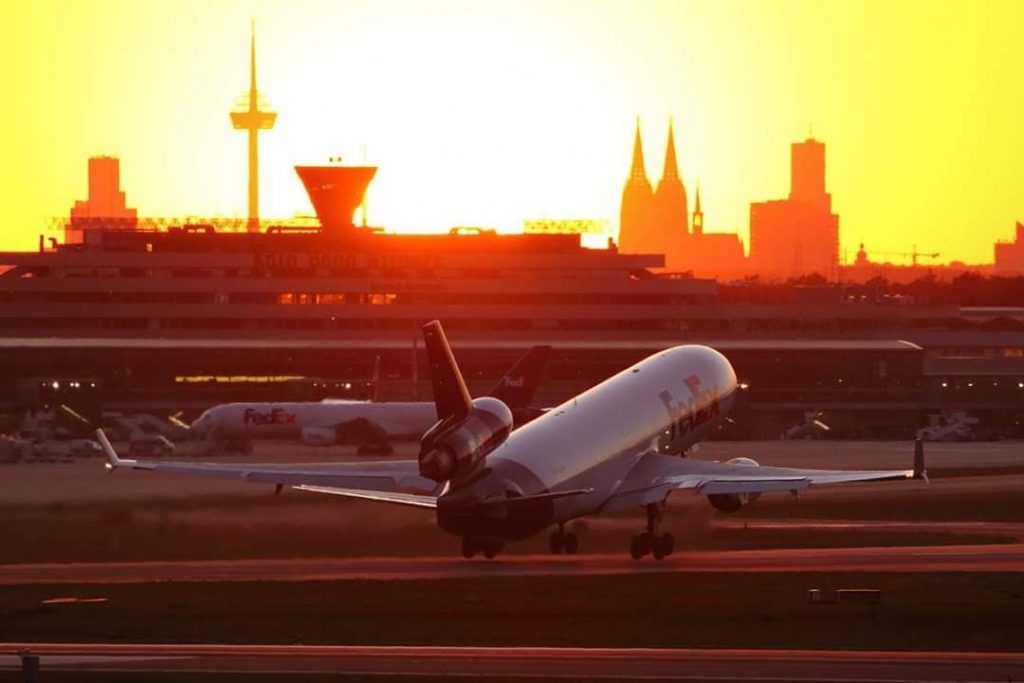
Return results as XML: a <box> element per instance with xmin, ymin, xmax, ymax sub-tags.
<box><xmin>692</xmin><ymin>183</ymin><xmax>703</xmax><ymax>236</ymax></box>
<box><xmin>662</xmin><ymin>118</ymin><xmax>679</xmax><ymax>181</ymax></box>
<box><xmin>630</xmin><ymin>117</ymin><xmax>648</xmax><ymax>181</ymax></box>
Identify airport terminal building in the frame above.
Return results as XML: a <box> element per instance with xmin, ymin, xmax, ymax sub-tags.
<box><xmin>1</xmin><ymin>160</ymin><xmax>1022</xmax><ymax>440</ymax></box>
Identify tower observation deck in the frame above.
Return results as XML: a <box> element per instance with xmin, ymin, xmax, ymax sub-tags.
<box><xmin>230</xmin><ymin>21</ymin><xmax>277</xmax><ymax>232</ymax></box>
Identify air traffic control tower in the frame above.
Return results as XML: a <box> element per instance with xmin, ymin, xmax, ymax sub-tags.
<box><xmin>295</xmin><ymin>163</ymin><xmax>377</xmax><ymax>235</ymax></box>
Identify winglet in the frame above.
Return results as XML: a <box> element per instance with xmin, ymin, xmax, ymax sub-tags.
<box><xmin>913</xmin><ymin>438</ymin><xmax>929</xmax><ymax>483</ymax></box>
<box><xmin>95</xmin><ymin>428</ymin><xmax>121</xmax><ymax>471</ymax></box>
<box><xmin>422</xmin><ymin>320</ymin><xmax>473</xmax><ymax>422</ymax></box>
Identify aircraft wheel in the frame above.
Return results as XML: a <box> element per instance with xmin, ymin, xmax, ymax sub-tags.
<box><xmin>461</xmin><ymin>537</ymin><xmax>476</xmax><ymax>559</ymax></box>
<box><xmin>661</xmin><ymin>533</ymin><xmax>675</xmax><ymax>556</ymax></box>
<box><xmin>549</xmin><ymin>531</ymin><xmax>564</xmax><ymax>555</ymax></box>
<box><xmin>482</xmin><ymin>540</ymin><xmax>503</xmax><ymax>560</ymax></box>
<box><xmin>563</xmin><ymin>532</ymin><xmax>579</xmax><ymax>555</ymax></box>
<box><xmin>630</xmin><ymin>533</ymin><xmax>650</xmax><ymax>560</ymax></box>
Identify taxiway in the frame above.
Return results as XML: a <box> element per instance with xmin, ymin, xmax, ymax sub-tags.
<box><xmin>2</xmin><ymin>643</ymin><xmax>1022</xmax><ymax>681</ymax></box>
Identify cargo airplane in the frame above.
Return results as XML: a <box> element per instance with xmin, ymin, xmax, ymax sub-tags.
<box><xmin>188</xmin><ymin>345</ymin><xmax>550</xmax><ymax>449</ymax></box>
<box><xmin>98</xmin><ymin>321</ymin><xmax>925</xmax><ymax>560</ymax></box>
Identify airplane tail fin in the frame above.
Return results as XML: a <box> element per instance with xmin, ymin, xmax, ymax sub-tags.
<box><xmin>370</xmin><ymin>354</ymin><xmax>382</xmax><ymax>402</ymax></box>
<box><xmin>422</xmin><ymin>320</ymin><xmax>472</xmax><ymax>422</ymax></box>
<box><xmin>913</xmin><ymin>438</ymin><xmax>929</xmax><ymax>482</ymax></box>
<box><xmin>487</xmin><ymin>345</ymin><xmax>551</xmax><ymax>409</ymax></box>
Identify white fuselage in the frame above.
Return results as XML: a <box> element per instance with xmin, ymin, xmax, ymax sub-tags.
<box><xmin>437</xmin><ymin>345</ymin><xmax>737</xmax><ymax>539</ymax></box>
<box><xmin>191</xmin><ymin>401</ymin><xmax>440</xmax><ymax>442</ymax></box>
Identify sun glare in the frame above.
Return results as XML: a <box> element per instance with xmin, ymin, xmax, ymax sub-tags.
<box><xmin>1</xmin><ymin>0</ymin><xmax>1022</xmax><ymax>261</ymax></box>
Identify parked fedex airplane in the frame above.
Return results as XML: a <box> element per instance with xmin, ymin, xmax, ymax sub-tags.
<box><xmin>189</xmin><ymin>345</ymin><xmax>550</xmax><ymax>448</ymax></box>
<box><xmin>98</xmin><ymin>321</ymin><xmax>925</xmax><ymax>560</ymax></box>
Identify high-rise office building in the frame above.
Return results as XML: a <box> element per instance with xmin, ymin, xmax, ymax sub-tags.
<box><xmin>749</xmin><ymin>138</ymin><xmax>839</xmax><ymax>278</ymax></box>
<box><xmin>994</xmin><ymin>222</ymin><xmax>1024</xmax><ymax>275</ymax></box>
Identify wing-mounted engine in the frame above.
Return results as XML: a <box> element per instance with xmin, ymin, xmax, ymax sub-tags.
<box><xmin>707</xmin><ymin>456</ymin><xmax>762</xmax><ymax>512</ymax></box>
<box><xmin>419</xmin><ymin>396</ymin><xmax>513</xmax><ymax>482</ymax></box>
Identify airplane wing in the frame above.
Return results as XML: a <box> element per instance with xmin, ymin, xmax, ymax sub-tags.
<box><xmin>602</xmin><ymin>447</ymin><xmax>924</xmax><ymax>512</ymax></box>
<box><xmin>96</xmin><ymin>430</ymin><xmax>440</xmax><ymax>506</ymax></box>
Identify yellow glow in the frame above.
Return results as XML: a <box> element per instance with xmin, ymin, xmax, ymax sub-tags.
<box><xmin>1</xmin><ymin>0</ymin><xmax>1022</xmax><ymax>264</ymax></box>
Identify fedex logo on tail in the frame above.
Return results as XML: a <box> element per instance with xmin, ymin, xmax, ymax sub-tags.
<box><xmin>243</xmin><ymin>408</ymin><xmax>297</xmax><ymax>426</ymax></box>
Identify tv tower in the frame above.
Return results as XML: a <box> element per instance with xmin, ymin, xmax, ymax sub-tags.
<box><xmin>230</xmin><ymin>20</ymin><xmax>276</xmax><ymax>232</ymax></box>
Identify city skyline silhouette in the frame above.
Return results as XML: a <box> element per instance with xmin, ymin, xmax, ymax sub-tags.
<box><xmin>2</xmin><ymin>0</ymin><xmax>1022</xmax><ymax>265</ymax></box>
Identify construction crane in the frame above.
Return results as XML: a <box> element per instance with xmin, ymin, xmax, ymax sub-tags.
<box><xmin>864</xmin><ymin>245</ymin><xmax>940</xmax><ymax>267</ymax></box>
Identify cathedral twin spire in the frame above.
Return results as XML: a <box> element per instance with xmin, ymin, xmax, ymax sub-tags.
<box><xmin>661</xmin><ymin>119</ymin><xmax>679</xmax><ymax>181</ymax></box>
<box><xmin>629</xmin><ymin>118</ymin><xmax>648</xmax><ymax>182</ymax></box>
<box><xmin>628</xmin><ymin>119</ymin><xmax>682</xmax><ymax>187</ymax></box>
<box><xmin>619</xmin><ymin>118</ymin><xmax>690</xmax><ymax>263</ymax></box>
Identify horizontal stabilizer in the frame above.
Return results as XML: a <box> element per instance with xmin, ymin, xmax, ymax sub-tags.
<box><xmin>479</xmin><ymin>487</ymin><xmax>593</xmax><ymax>507</ymax></box>
<box><xmin>295</xmin><ymin>485</ymin><xmax>438</xmax><ymax>508</ymax></box>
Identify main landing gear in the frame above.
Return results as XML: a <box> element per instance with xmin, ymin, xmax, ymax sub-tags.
<box><xmin>630</xmin><ymin>503</ymin><xmax>674</xmax><ymax>560</ymax></box>
<box><xmin>461</xmin><ymin>536</ymin><xmax>504</xmax><ymax>559</ymax></box>
<box><xmin>549</xmin><ymin>523</ymin><xmax>578</xmax><ymax>555</ymax></box>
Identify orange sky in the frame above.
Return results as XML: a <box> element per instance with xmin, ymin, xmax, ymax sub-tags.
<box><xmin>1</xmin><ymin>0</ymin><xmax>1021</xmax><ymax>263</ymax></box>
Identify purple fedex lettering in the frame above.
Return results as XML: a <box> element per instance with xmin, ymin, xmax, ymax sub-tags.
<box><xmin>243</xmin><ymin>408</ymin><xmax>297</xmax><ymax>426</ymax></box>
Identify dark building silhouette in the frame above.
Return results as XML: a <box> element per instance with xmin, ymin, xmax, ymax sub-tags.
<box><xmin>650</xmin><ymin>119</ymin><xmax>688</xmax><ymax>263</ymax></box>
<box><xmin>749</xmin><ymin>138</ymin><xmax>839</xmax><ymax>279</ymax></box>
<box><xmin>67</xmin><ymin>156</ymin><xmax>137</xmax><ymax>243</ymax></box>
<box><xmin>619</xmin><ymin>119</ymin><xmax>688</xmax><ymax>266</ymax></box>
<box><xmin>618</xmin><ymin>120</ymin><xmax>745</xmax><ymax>278</ymax></box>
<box><xmin>994</xmin><ymin>222</ymin><xmax>1024</xmax><ymax>275</ymax></box>
<box><xmin>69</xmin><ymin>156</ymin><xmax>137</xmax><ymax>224</ymax></box>
<box><xmin>685</xmin><ymin>187</ymin><xmax>746</xmax><ymax>278</ymax></box>
<box><xmin>618</xmin><ymin>120</ymin><xmax>655</xmax><ymax>256</ymax></box>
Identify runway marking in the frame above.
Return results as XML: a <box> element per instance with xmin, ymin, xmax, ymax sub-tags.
<box><xmin>1</xmin><ymin>544</ymin><xmax>1021</xmax><ymax>585</ymax></box>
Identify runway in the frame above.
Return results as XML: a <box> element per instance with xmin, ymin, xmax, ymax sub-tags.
<box><xmin>2</xmin><ymin>543</ymin><xmax>1021</xmax><ymax>585</ymax></box>
<box><xmin>2</xmin><ymin>643</ymin><xmax>1022</xmax><ymax>680</ymax></box>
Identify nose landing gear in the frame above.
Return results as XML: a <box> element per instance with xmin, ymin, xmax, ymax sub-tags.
<box><xmin>630</xmin><ymin>503</ymin><xmax>674</xmax><ymax>560</ymax></box>
<box><xmin>549</xmin><ymin>523</ymin><xmax>579</xmax><ymax>555</ymax></box>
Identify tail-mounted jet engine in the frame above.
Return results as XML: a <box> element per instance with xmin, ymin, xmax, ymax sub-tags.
<box><xmin>707</xmin><ymin>457</ymin><xmax>762</xmax><ymax>512</ymax></box>
<box><xmin>418</xmin><ymin>397</ymin><xmax>513</xmax><ymax>482</ymax></box>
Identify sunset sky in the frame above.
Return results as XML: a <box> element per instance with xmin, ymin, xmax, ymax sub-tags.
<box><xmin>1</xmin><ymin>0</ymin><xmax>1021</xmax><ymax>263</ymax></box>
